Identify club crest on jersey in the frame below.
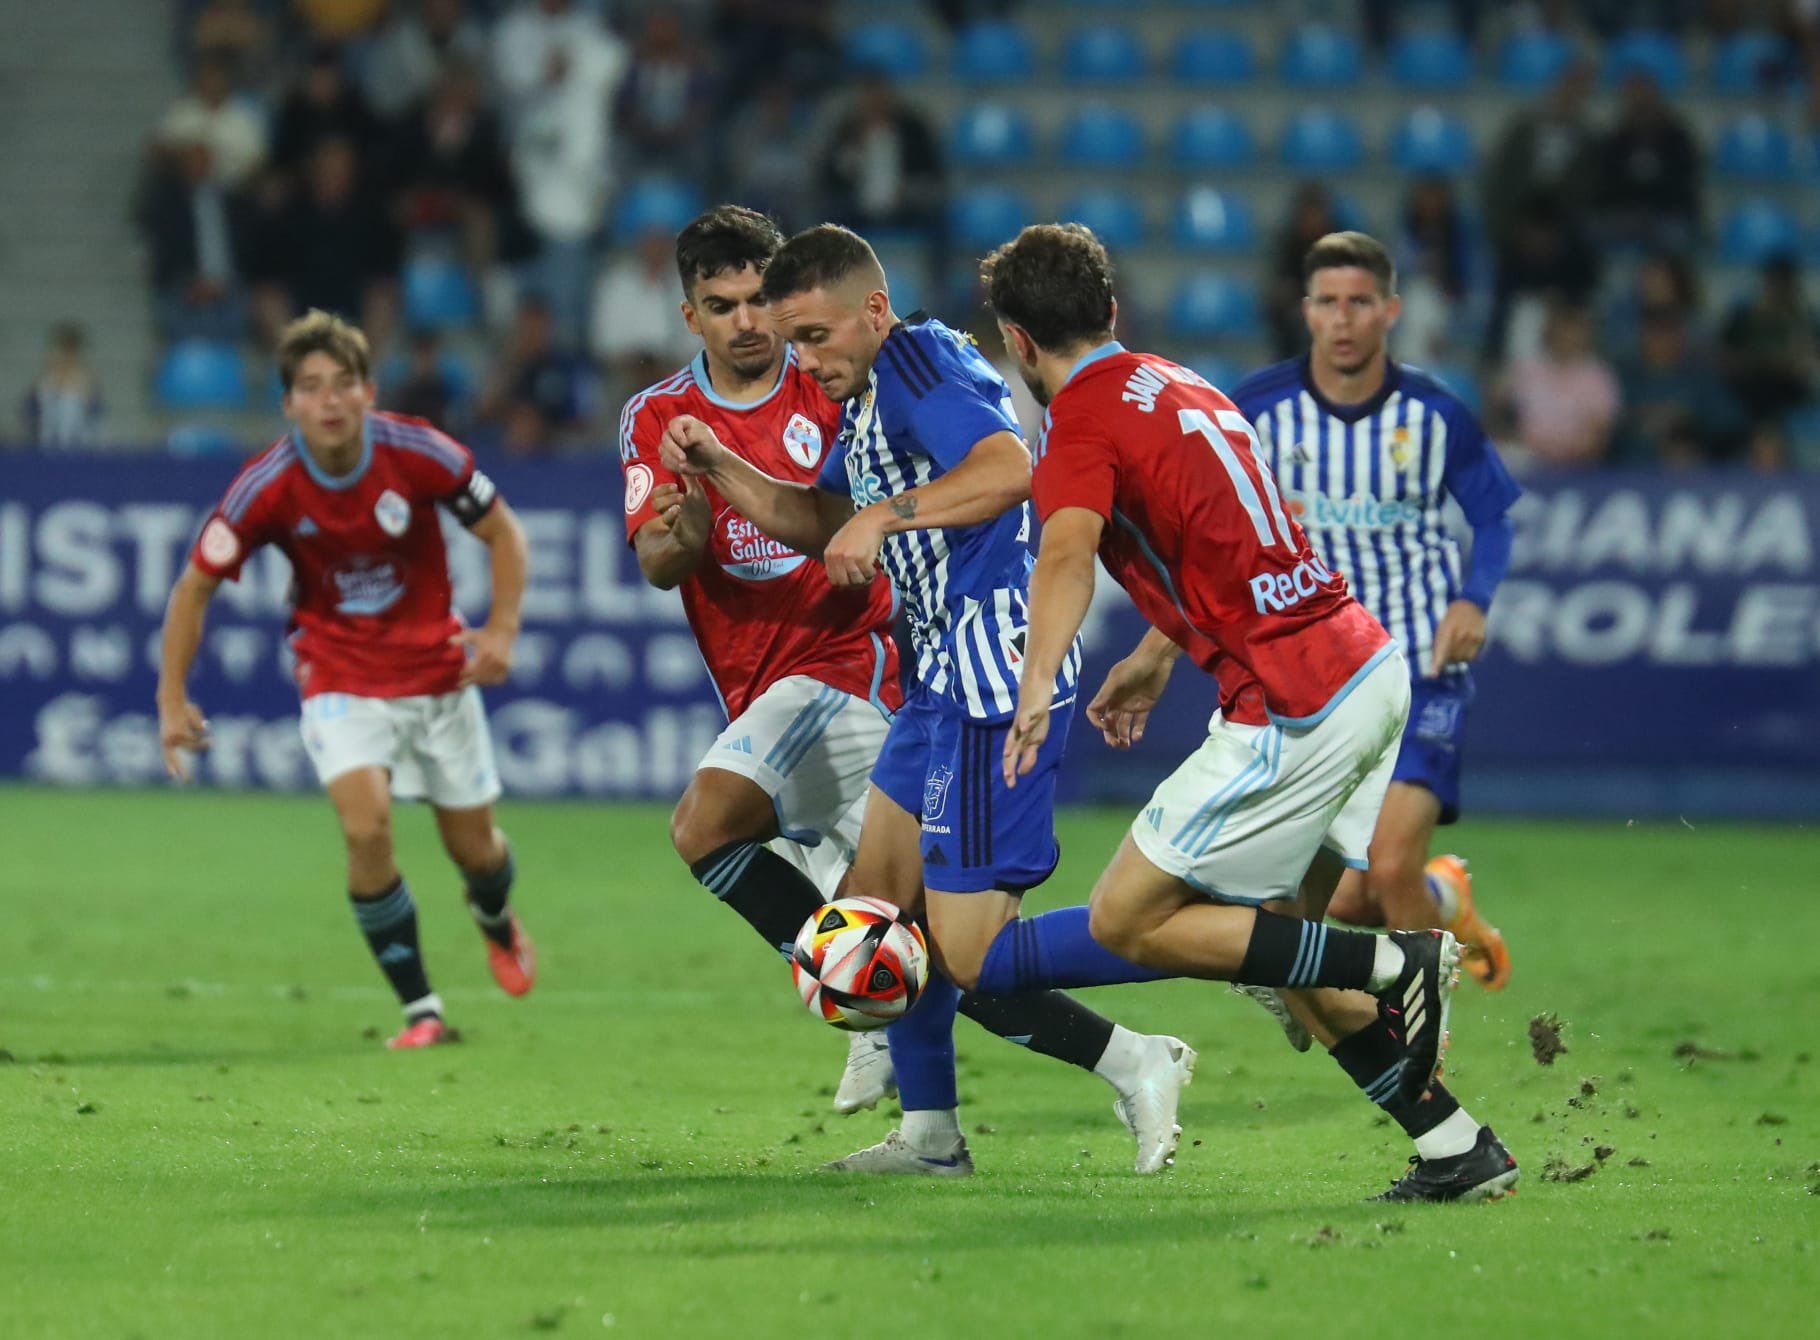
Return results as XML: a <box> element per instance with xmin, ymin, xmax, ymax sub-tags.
<box><xmin>781</xmin><ymin>413</ymin><xmax>824</xmax><ymax>469</ymax></box>
<box><xmin>923</xmin><ymin>766</ymin><xmax>954</xmax><ymax>822</ymax></box>
<box><xmin>1389</xmin><ymin>427</ymin><xmax>1415</xmax><ymax>472</ymax></box>
<box><xmin>374</xmin><ymin>489</ymin><xmax>410</xmax><ymax>538</ymax></box>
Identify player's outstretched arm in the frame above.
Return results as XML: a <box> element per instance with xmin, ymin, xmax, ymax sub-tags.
<box><xmin>454</xmin><ymin>499</ymin><xmax>528</xmax><ymax>689</ymax></box>
<box><xmin>1087</xmin><ymin>627</ymin><xmax>1184</xmax><ymax>750</ymax></box>
<box><xmin>156</xmin><ymin>562</ymin><xmax>222</xmax><ymax>781</ymax></box>
<box><xmin>1004</xmin><ymin>506</ymin><xmax>1104</xmax><ymax>786</ymax></box>
<box><xmin>660</xmin><ymin>413</ymin><xmax>852</xmax><ymax>558</ymax></box>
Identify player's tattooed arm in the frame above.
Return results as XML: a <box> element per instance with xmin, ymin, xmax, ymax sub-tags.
<box><xmin>888</xmin><ymin>495</ymin><xmax>917</xmax><ymax>522</ymax></box>
<box><xmin>870</xmin><ymin>431</ymin><xmax>1030</xmax><ymax>536</ymax></box>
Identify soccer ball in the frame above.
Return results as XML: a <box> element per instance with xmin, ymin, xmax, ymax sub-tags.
<box><xmin>791</xmin><ymin>896</ymin><xmax>929</xmax><ymax>1031</ymax></box>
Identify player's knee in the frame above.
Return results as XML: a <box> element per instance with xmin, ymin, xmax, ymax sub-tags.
<box><xmin>341</xmin><ymin>810</ymin><xmax>393</xmax><ymax>860</ymax></box>
<box><xmin>447</xmin><ymin>825</ymin><xmax>504</xmax><ymax>874</ymax></box>
<box><xmin>1365</xmin><ymin>848</ymin><xmax>1424</xmax><ymax>898</ymax></box>
<box><xmin>669</xmin><ymin>794</ymin><xmax>743</xmax><ymax>867</ymax></box>
<box><xmin>1089</xmin><ymin>896</ymin><xmax>1144</xmax><ymax>961</ymax></box>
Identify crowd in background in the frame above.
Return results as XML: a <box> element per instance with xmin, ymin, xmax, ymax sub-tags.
<box><xmin>15</xmin><ymin>0</ymin><xmax>1820</xmax><ymax>473</ymax></box>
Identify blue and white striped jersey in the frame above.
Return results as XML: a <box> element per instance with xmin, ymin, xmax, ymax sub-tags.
<box><xmin>815</xmin><ymin>315</ymin><xmax>1081</xmax><ymax>720</ymax></box>
<box><xmin>1228</xmin><ymin>359</ymin><xmax>1521</xmax><ymax>678</ymax></box>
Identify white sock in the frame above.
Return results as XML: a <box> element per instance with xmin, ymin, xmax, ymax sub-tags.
<box><xmin>1414</xmin><ymin>1107</ymin><xmax>1481</xmax><ymax>1161</ymax></box>
<box><xmin>1091</xmin><ymin>1025</ymin><xmax>1153</xmax><ymax>1093</ymax></box>
<box><xmin>902</xmin><ymin>1107</ymin><xmax>962</xmax><ymax>1152</ymax></box>
<box><xmin>403</xmin><ymin>991</ymin><xmax>443</xmax><ymax>1021</ymax></box>
<box><xmin>1425</xmin><ymin>871</ymin><xmax>1461</xmax><ymax>924</ymax></box>
<box><xmin>1367</xmin><ymin>939</ymin><xmax>1405</xmax><ymax>992</ymax></box>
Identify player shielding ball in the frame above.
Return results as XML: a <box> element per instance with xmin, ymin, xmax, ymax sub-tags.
<box><xmin>986</xmin><ymin>225</ymin><xmax>1517</xmax><ymax>1201</ymax></box>
<box><xmin>156</xmin><ymin>311</ymin><xmax>535</xmax><ymax>1049</ymax></box>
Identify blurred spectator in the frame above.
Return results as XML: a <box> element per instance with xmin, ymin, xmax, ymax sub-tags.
<box><xmin>1720</xmin><ymin>255</ymin><xmax>1820</xmax><ymax>463</ymax></box>
<box><xmin>1488</xmin><ymin>194</ymin><xmax>1600</xmax><ymax>362</ymax></box>
<box><xmin>1601</xmin><ymin>251</ymin><xmax>1702</xmax><ymax>355</ymax></box>
<box><xmin>1266</xmin><ymin>183</ymin><xmax>1344</xmax><ymax>359</ymax></box>
<box><xmin>926</xmin><ymin>1</ymin><xmax>1019</xmax><ymax>32</ymax></box>
<box><xmin>1583</xmin><ymin>0</ymin><xmax>1699</xmax><ymax>37</ymax></box>
<box><xmin>135</xmin><ymin>142</ymin><xmax>255</xmax><ymax>342</ymax></box>
<box><xmin>385</xmin><ymin>329</ymin><xmax>466</xmax><ymax>429</ymax></box>
<box><xmin>589</xmin><ymin>227</ymin><xmax>696</xmax><ymax>403</ymax></box>
<box><xmin>818</xmin><ymin>73</ymin><xmax>945</xmax><ymax>248</ymax></box>
<box><xmin>714</xmin><ymin>0</ymin><xmax>836</xmax><ymax>113</ymax></box>
<box><xmin>479</xmin><ymin>299</ymin><xmax>589</xmax><ymax>456</ymax></box>
<box><xmin>156</xmin><ymin>57</ymin><xmax>267</xmax><ymax>190</ymax></box>
<box><xmin>1493</xmin><ymin>299</ymin><xmax>1621</xmax><ymax>469</ymax></box>
<box><xmin>1397</xmin><ymin>176</ymin><xmax>1473</xmax><ymax>365</ymax></box>
<box><xmin>1594</xmin><ymin>73</ymin><xmax>1702</xmax><ymax>255</ymax></box>
<box><xmin>188</xmin><ymin>0</ymin><xmax>275</xmax><ymax>86</ymax></box>
<box><xmin>22</xmin><ymin>325</ymin><xmax>105</xmax><ymax>448</ymax></box>
<box><xmin>1363</xmin><ymin>0</ymin><xmax>1485</xmax><ymax>51</ymax></box>
<box><xmin>495</xmin><ymin>0</ymin><xmax>630</xmax><ymax>346</ymax></box>
<box><xmin>292</xmin><ymin>0</ymin><xmax>389</xmax><ymax>42</ymax></box>
<box><xmin>617</xmin><ymin>11</ymin><xmax>715</xmax><ymax>177</ymax></box>
<box><xmin>271</xmin><ymin>44</ymin><xmax>383</xmax><ymax>183</ymax></box>
<box><xmin>388</xmin><ymin>62</ymin><xmax>523</xmax><ymax>274</ymax></box>
<box><xmin>263</xmin><ymin>138</ymin><xmax>403</xmax><ymax>349</ymax></box>
<box><xmin>1482</xmin><ymin>61</ymin><xmax>1598</xmax><ymax>253</ymax></box>
<box><xmin>1618</xmin><ymin>310</ymin><xmax>1749</xmax><ymax>466</ymax></box>
<box><xmin>722</xmin><ymin>82</ymin><xmax>815</xmax><ymax>232</ymax></box>
<box><xmin>365</xmin><ymin>0</ymin><xmax>493</xmax><ymax>121</ymax></box>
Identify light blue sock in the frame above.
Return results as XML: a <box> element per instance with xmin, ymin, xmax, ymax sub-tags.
<box><xmin>974</xmin><ymin>905</ymin><xmax>1171</xmax><ymax>995</ymax></box>
<box><xmin>884</xmin><ymin>971</ymin><xmax>962</xmax><ymax>1111</ymax></box>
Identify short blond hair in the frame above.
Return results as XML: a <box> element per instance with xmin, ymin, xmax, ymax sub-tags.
<box><xmin>276</xmin><ymin>309</ymin><xmax>371</xmax><ymax>391</ymax></box>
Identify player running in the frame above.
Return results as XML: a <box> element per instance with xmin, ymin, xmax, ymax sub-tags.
<box><xmin>623</xmin><ymin>207</ymin><xmax>1190</xmax><ymax>1146</ymax></box>
<box><xmin>1229</xmin><ymin>232</ymin><xmax>1518</xmax><ymax>990</ymax></box>
<box><xmin>660</xmin><ymin>224</ymin><xmax>1200</xmax><ymax>1177</ymax></box>
<box><xmin>156</xmin><ymin>311</ymin><xmax>535</xmax><ymax>1049</ymax></box>
<box><xmin>988</xmin><ymin>223</ymin><xmax>1517</xmax><ymax>1201</ymax></box>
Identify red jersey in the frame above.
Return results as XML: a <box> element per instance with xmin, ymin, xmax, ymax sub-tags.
<box><xmin>1034</xmin><ymin>347</ymin><xmax>1389</xmax><ymax>726</ymax></box>
<box><xmin>617</xmin><ymin>352</ymin><xmax>900</xmax><ymax>721</ymax></box>
<box><xmin>191</xmin><ymin>411</ymin><xmax>498</xmax><ymax>700</ymax></box>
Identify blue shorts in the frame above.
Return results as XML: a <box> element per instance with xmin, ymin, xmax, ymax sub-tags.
<box><xmin>871</xmin><ymin>685</ymin><xmax>1069</xmax><ymax>895</ymax></box>
<box><xmin>1391</xmin><ymin>671</ymin><xmax>1473</xmax><ymax>825</ymax></box>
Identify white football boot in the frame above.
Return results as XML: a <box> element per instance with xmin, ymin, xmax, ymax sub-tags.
<box><xmin>1230</xmin><ymin>983</ymin><xmax>1314</xmax><ymax>1052</ymax></box>
<box><xmin>832</xmin><ymin>1029</ymin><xmax>897</xmax><ymax>1115</ymax></box>
<box><xmin>820</xmin><ymin>1129</ymin><xmax>974</xmax><ymax>1177</ymax></box>
<box><xmin>1112</xmin><ymin>1035</ymin><xmax>1198</xmax><ymax>1174</ymax></box>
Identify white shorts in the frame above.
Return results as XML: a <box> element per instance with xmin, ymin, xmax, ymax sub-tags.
<box><xmin>698</xmin><ymin>675</ymin><xmax>890</xmax><ymax>895</ymax></box>
<box><xmin>300</xmin><ymin>687</ymin><xmax>502</xmax><ymax>810</ymax></box>
<box><xmin>1131</xmin><ymin>648</ymin><xmax>1411</xmax><ymax>905</ymax></box>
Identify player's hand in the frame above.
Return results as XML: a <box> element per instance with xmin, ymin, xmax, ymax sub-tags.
<box><xmin>1086</xmin><ymin>650</ymin><xmax>1175</xmax><ymax>749</ymax></box>
<box><xmin>659</xmin><ymin>414</ymin><xmax>727</xmax><ymax>477</ymax></box>
<box><xmin>823</xmin><ymin>508</ymin><xmax>885</xmax><ymax>588</ymax></box>
<box><xmin>1002</xmin><ymin>683</ymin><xmax>1056</xmax><ymax>788</ymax></box>
<box><xmin>158</xmin><ymin>697</ymin><xmax>211</xmax><ymax>781</ymax></box>
<box><xmin>653</xmin><ymin>476</ymin><xmax>712</xmax><ymax>552</ymax></box>
<box><xmin>452</xmin><ymin>624</ymin><xmax>515</xmax><ymax>688</ymax></box>
<box><xmin>1429</xmin><ymin>599</ymin><xmax>1487</xmax><ymax>677</ymax></box>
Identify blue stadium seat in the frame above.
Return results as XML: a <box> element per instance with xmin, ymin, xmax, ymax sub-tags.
<box><xmin>1715</xmin><ymin>114</ymin><xmax>1794</xmax><ymax>181</ymax></box>
<box><xmin>614</xmin><ymin>178</ymin><xmax>703</xmax><ymax>236</ymax></box>
<box><xmin>844</xmin><ymin>21</ymin><xmax>928</xmax><ymax>79</ymax></box>
<box><xmin>952</xmin><ymin>21</ymin><xmax>1035</xmax><ymax>84</ymax></box>
<box><xmin>1496</xmin><ymin>30</ymin><xmax>1573</xmax><ymax>89</ymax></box>
<box><xmin>1390</xmin><ymin>30</ymin><xmax>1472</xmax><ymax>90</ymax></box>
<box><xmin>1604</xmin><ymin>30</ymin><xmax>1687</xmax><ymax>92</ymax></box>
<box><xmin>1280</xmin><ymin>108</ymin><xmax>1364</xmax><ymax>171</ymax></box>
<box><xmin>1184</xmin><ymin>353</ymin><xmax>1243</xmax><ymax>392</ymax></box>
<box><xmin>1172</xmin><ymin>29</ymin><xmax>1255</xmax><ymax>85</ymax></box>
<box><xmin>166</xmin><ymin>423</ymin><xmax>243</xmax><ymax>457</ymax></box>
<box><xmin>949</xmin><ymin>187</ymin><xmax>1033</xmax><ymax>251</ymax></box>
<box><xmin>1280</xmin><ymin>24</ymin><xmax>1363</xmax><ymax>88</ymax></box>
<box><xmin>1426</xmin><ymin>364</ymin><xmax>1483</xmax><ymax>415</ymax></box>
<box><xmin>1171</xmin><ymin>106</ymin><xmax>1257</xmax><ymax>168</ymax></box>
<box><xmin>950</xmin><ymin>103</ymin><xmax>1034</xmax><ymax>167</ymax></box>
<box><xmin>1389</xmin><ymin>108</ymin><xmax>1474</xmax><ymax>173</ymax></box>
<box><xmin>402</xmin><ymin>254</ymin><xmax>479</xmax><ymax>330</ymax></box>
<box><xmin>1174</xmin><ymin>188</ymin><xmax>1256</xmax><ymax>252</ymax></box>
<box><xmin>1169</xmin><ymin>273</ymin><xmax>1259</xmax><ymax>339</ymax></box>
<box><xmin>1712</xmin><ymin>31</ymin><xmax>1794</xmax><ymax>94</ymax></box>
<box><xmin>1059</xmin><ymin>104</ymin><xmax>1146</xmax><ymax>167</ymax></box>
<box><xmin>1719</xmin><ymin>199</ymin><xmax>1800</xmax><ymax>264</ymax></box>
<box><xmin>1061</xmin><ymin>24</ymin><xmax>1146</xmax><ymax>83</ymax></box>
<box><xmin>156</xmin><ymin>340</ymin><xmax>248</xmax><ymax>412</ymax></box>
<box><xmin>1060</xmin><ymin>190</ymin><xmax>1146</xmax><ymax>249</ymax></box>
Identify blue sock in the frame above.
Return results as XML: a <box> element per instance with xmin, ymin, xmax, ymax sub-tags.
<box><xmin>885</xmin><ymin>971</ymin><xmax>962</xmax><ymax>1111</ymax></box>
<box><xmin>974</xmin><ymin>905</ymin><xmax>1171</xmax><ymax>995</ymax></box>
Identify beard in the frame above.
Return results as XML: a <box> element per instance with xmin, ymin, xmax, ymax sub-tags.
<box><xmin>1018</xmin><ymin>363</ymin><xmax>1050</xmax><ymax>407</ymax></box>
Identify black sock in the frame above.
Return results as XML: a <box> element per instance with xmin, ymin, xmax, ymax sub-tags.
<box><xmin>1329</xmin><ymin>1013</ymin><xmax>1461</xmax><ymax>1138</ymax></box>
<box><xmin>465</xmin><ymin>847</ymin><xmax>516</xmax><ymax>949</ymax></box>
<box><xmin>351</xmin><ymin>877</ymin><xmax>438</xmax><ymax>1018</ymax></box>
<box><xmin>958</xmin><ymin>988</ymin><xmax>1116</xmax><ymax>1072</ymax></box>
<box><xmin>1237</xmin><ymin>910</ymin><xmax>1376</xmax><ymax>990</ymax></box>
<box><xmin>689</xmin><ymin>840</ymin><xmax>824</xmax><ymax>957</ymax></box>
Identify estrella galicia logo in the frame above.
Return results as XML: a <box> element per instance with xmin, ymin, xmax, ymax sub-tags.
<box><xmin>374</xmin><ymin>488</ymin><xmax>411</xmax><ymax>538</ymax></box>
<box><xmin>923</xmin><ymin>765</ymin><xmax>954</xmax><ymax>821</ymax></box>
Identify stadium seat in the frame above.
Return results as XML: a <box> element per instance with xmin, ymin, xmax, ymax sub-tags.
<box><xmin>1060</xmin><ymin>190</ymin><xmax>1146</xmax><ymax>249</ymax></box>
<box><xmin>1426</xmin><ymin>363</ymin><xmax>1483</xmax><ymax>415</ymax></box>
<box><xmin>1172</xmin><ymin>29</ymin><xmax>1256</xmax><ymax>85</ymax></box>
<box><xmin>1061</xmin><ymin>24</ymin><xmax>1146</xmax><ymax>83</ymax></box>
<box><xmin>1173</xmin><ymin>188</ymin><xmax>1256</xmax><ymax>252</ymax></box>
<box><xmin>401</xmin><ymin>254</ymin><xmax>479</xmax><ymax>330</ymax></box>
<box><xmin>1171</xmin><ymin>106</ymin><xmax>1258</xmax><ymax>168</ymax></box>
<box><xmin>1059</xmin><ymin>104</ymin><xmax>1146</xmax><ymax>168</ymax></box>
<box><xmin>1280</xmin><ymin>108</ymin><xmax>1364</xmax><ymax>171</ymax></box>
<box><xmin>1389</xmin><ymin>30</ymin><xmax>1472</xmax><ymax>90</ymax></box>
<box><xmin>156</xmin><ymin>340</ymin><xmax>248</xmax><ymax>412</ymax></box>
<box><xmin>166</xmin><ymin>423</ymin><xmax>243</xmax><ymax>457</ymax></box>
<box><xmin>614</xmin><ymin>178</ymin><xmax>702</xmax><ymax>236</ymax></box>
<box><xmin>949</xmin><ymin>186</ymin><xmax>1033</xmax><ymax>251</ymax></box>
<box><xmin>1389</xmin><ymin>107</ymin><xmax>1474</xmax><ymax>173</ymax></box>
<box><xmin>1279</xmin><ymin>24</ymin><xmax>1363</xmax><ymax>88</ymax></box>
<box><xmin>952</xmin><ymin>21</ymin><xmax>1035</xmax><ymax>85</ymax></box>
<box><xmin>950</xmin><ymin>103</ymin><xmax>1034</xmax><ymax>167</ymax></box>
<box><xmin>1499</xmin><ymin>31</ymin><xmax>1573</xmax><ymax>90</ymax></box>
<box><xmin>844</xmin><ymin>21</ymin><xmax>928</xmax><ymax>79</ymax></box>
<box><xmin>1711</xmin><ymin>31</ymin><xmax>1794</xmax><ymax>95</ymax></box>
<box><xmin>1169</xmin><ymin>272</ymin><xmax>1259</xmax><ymax>339</ymax></box>
<box><xmin>1184</xmin><ymin>352</ymin><xmax>1242</xmax><ymax>392</ymax></box>
<box><xmin>1718</xmin><ymin>199</ymin><xmax>1800</xmax><ymax>265</ymax></box>
<box><xmin>1603</xmin><ymin>30</ymin><xmax>1687</xmax><ymax>92</ymax></box>
<box><xmin>1715</xmin><ymin>114</ymin><xmax>1795</xmax><ymax>182</ymax></box>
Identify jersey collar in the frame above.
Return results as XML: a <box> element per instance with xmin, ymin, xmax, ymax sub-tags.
<box><xmin>291</xmin><ymin>415</ymin><xmax>372</xmax><ymax>490</ymax></box>
<box><xmin>1062</xmin><ymin>340</ymin><xmax>1126</xmax><ymax>389</ymax></box>
<box><xmin>688</xmin><ymin>346</ymin><xmax>794</xmax><ymax>412</ymax></box>
<box><xmin>1298</xmin><ymin>354</ymin><xmax>1401</xmax><ymax>424</ymax></box>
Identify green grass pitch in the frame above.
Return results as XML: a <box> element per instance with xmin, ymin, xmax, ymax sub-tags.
<box><xmin>2</xmin><ymin>786</ymin><xmax>1814</xmax><ymax>1338</ymax></box>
